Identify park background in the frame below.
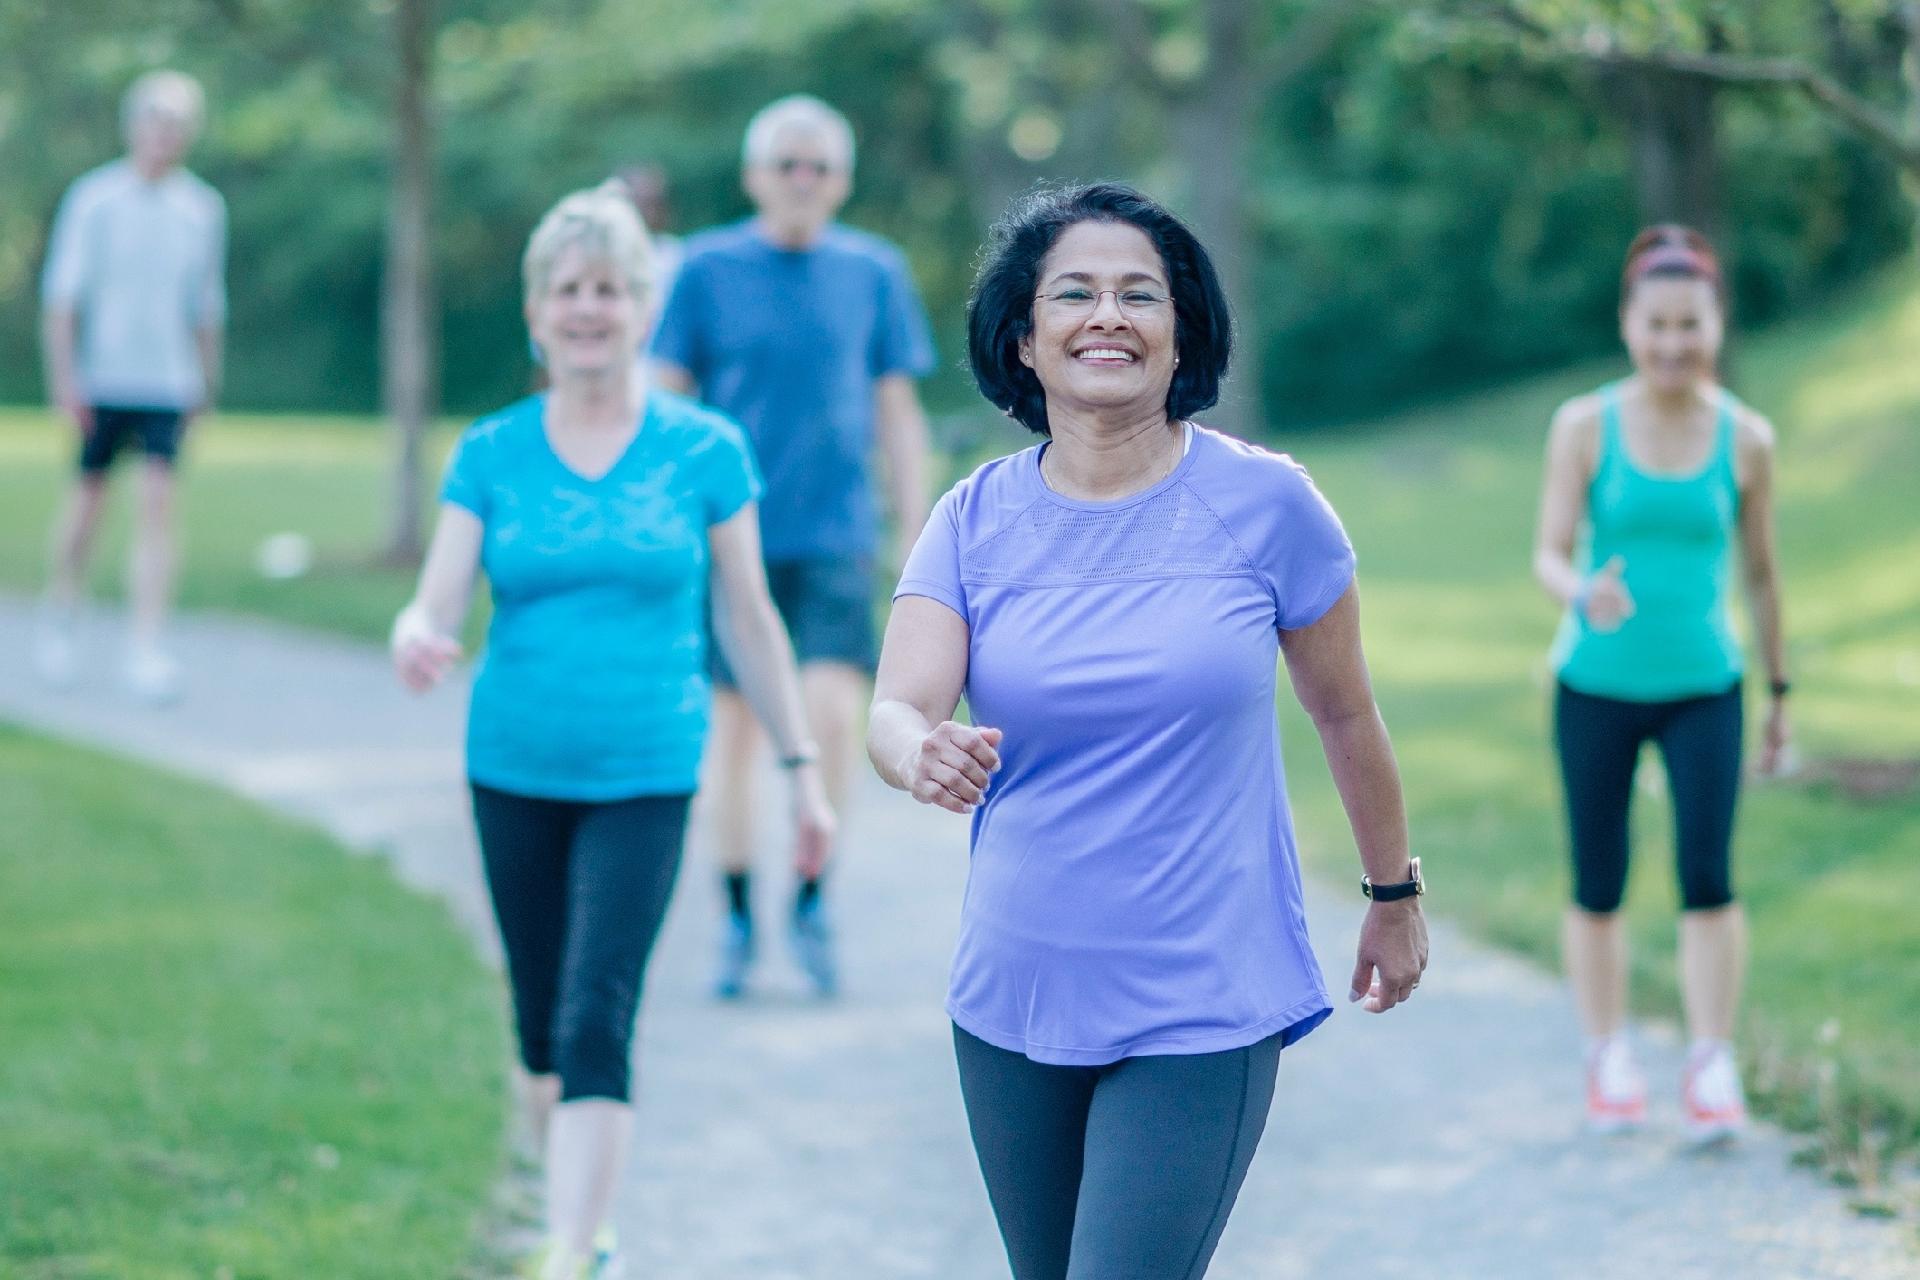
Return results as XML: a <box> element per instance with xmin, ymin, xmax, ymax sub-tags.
<box><xmin>2</xmin><ymin>0</ymin><xmax>1917</xmax><ymax>1275</ymax></box>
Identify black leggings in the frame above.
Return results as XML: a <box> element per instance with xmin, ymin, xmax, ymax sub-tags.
<box><xmin>1553</xmin><ymin>681</ymin><xmax>1742</xmax><ymax>914</ymax></box>
<box><xmin>953</xmin><ymin>1026</ymin><xmax>1282</xmax><ymax>1280</ymax></box>
<box><xmin>470</xmin><ymin>784</ymin><xmax>691</xmax><ymax>1102</ymax></box>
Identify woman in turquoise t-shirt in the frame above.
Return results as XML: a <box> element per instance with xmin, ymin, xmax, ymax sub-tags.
<box><xmin>391</xmin><ymin>186</ymin><xmax>832</xmax><ymax>1280</ymax></box>
<box><xmin>1533</xmin><ymin>225</ymin><xmax>1790</xmax><ymax>1144</ymax></box>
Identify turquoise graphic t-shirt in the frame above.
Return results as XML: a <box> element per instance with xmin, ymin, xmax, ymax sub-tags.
<box><xmin>441</xmin><ymin>390</ymin><xmax>761</xmax><ymax>800</ymax></box>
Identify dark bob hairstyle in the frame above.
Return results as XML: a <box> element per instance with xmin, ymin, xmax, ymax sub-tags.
<box><xmin>967</xmin><ymin>182</ymin><xmax>1233</xmax><ymax>436</ymax></box>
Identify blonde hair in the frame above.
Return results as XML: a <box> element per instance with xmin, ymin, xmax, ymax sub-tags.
<box><xmin>122</xmin><ymin>70</ymin><xmax>206</xmax><ymax>139</ymax></box>
<box><xmin>521</xmin><ymin>182</ymin><xmax>655</xmax><ymax>306</ymax></box>
<box><xmin>742</xmin><ymin>94</ymin><xmax>855</xmax><ymax>172</ymax></box>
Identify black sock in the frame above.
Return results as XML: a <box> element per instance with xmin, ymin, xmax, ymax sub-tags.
<box><xmin>724</xmin><ymin>872</ymin><xmax>751</xmax><ymax>920</ymax></box>
<box><xmin>795</xmin><ymin>876</ymin><xmax>823</xmax><ymax>912</ymax></box>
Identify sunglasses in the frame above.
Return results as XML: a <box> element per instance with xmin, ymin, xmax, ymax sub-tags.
<box><xmin>772</xmin><ymin>157</ymin><xmax>835</xmax><ymax>178</ymax></box>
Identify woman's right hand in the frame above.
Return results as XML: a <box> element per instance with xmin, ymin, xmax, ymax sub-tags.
<box><xmin>900</xmin><ymin>722</ymin><xmax>1003</xmax><ymax>814</ymax></box>
<box><xmin>1578</xmin><ymin>555</ymin><xmax>1635</xmax><ymax>633</ymax></box>
<box><xmin>390</xmin><ymin>606</ymin><xmax>463</xmax><ymax>693</ymax></box>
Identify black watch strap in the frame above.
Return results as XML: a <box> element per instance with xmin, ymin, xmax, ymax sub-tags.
<box><xmin>1769</xmin><ymin>678</ymin><xmax>1792</xmax><ymax>698</ymax></box>
<box><xmin>1362</xmin><ymin>856</ymin><xmax>1424</xmax><ymax>902</ymax></box>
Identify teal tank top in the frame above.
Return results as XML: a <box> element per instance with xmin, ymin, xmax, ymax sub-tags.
<box><xmin>1550</xmin><ymin>385</ymin><xmax>1745</xmax><ymax>701</ymax></box>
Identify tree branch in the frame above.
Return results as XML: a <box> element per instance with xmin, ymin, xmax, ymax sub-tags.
<box><xmin>1447</xmin><ymin>0</ymin><xmax>1920</xmax><ymax>177</ymax></box>
<box><xmin>1602</xmin><ymin>46</ymin><xmax>1920</xmax><ymax>174</ymax></box>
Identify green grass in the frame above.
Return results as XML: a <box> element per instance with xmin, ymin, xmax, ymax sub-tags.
<box><xmin>0</xmin><ymin>413</ymin><xmax>465</xmax><ymax>644</ymax></box>
<box><xmin>1272</xmin><ymin>263</ymin><xmax>1920</xmax><ymax>1162</ymax></box>
<box><xmin>0</xmin><ymin>726</ymin><xmax>509</xmax><ymax>1278</ymax></box>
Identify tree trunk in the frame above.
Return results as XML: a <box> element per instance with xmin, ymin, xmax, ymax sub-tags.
<box><xmin>1612</xmin><ymin>62</ymin><xmax>1723</xmax><ymax>235</ymax></box>
<box><xmin>381</xmin><ymin>0</ymin><xmax>436</xmax><ymax>565</ymax></box>
<box><xmin>1164</xmin><ymin>0</ymin><xmax>1262</xmax><ymax>435</ymax></box>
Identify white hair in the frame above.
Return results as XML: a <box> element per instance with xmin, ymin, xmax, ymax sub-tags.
<box><xmin>122</xmin><ymin>70</ymin><xmax>206</xmax><ymax>139</ymax></box>
<box><xmin>741</xmin><ymin>94</ymin><xmax>855</xmax><ymax>172</ymax></box>
<box><xmin>522</xmin><ymin>184</ymin><xmax>655</xmax><ymax>306</ymax></box>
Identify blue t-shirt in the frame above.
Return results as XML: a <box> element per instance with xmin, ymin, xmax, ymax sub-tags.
<box><xmin>650</xmin><ymin>219</ymin><xmax>936</xmax><ymax>561</ymax></box>
<box><xmin>441</xmin><ymin>391</ymin><xmax>761</xmax><ymax>801</ymax></box>
<box><xmin>895</xmin><ymin>426</ymin><xmax>1356</xmax><ymax>1065</ymax></box>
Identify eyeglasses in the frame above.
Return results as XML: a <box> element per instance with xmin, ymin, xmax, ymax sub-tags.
<box><xmin>1034</xmin><ymin>287</ymin><xmax>1171</xmax><ymax>317</ymax></box>
<box><xmin>773</xmin><ymin>157</ymin><xmax>834</xmax><ymax>178</ymax></box>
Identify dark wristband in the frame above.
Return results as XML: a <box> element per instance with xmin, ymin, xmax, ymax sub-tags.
<box><xmin>1362</xmin><ymin>856</ymin><xmax>1424</xmax><ymax>903</ymax></box>
<box><xmin>778</xmin><ymin>749</ymin><xmax>820</xmax><ymax>769</ymax></box>
<box><xmin>1769</xmin><ymin>679</ymin><xmax>1791</xmax><ymax>699</ymax></box>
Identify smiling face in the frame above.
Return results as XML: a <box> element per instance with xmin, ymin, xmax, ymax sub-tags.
<box><xmin>524</xmin><ymin>244</ymin><xmax>644</xmax><ymax>380</ymax></box>
<box><xmin>744</xmin><ymin>127</ymin><xmax>851</xmax><ymax>245</ymax></box>
<box><xmin>1621</xmin><ymin>275</ymin><xmax>1723</xmax><ymax>395</ymax></box>
<box><xmin>1018</xmin><ymin>220</ymin><xmax>1177</xmax><ymax>423</ymax></box>
<box><xmin>127</xmin><ymin>102</ymin><xmax>198</xmax><ymax>175</ymax></box>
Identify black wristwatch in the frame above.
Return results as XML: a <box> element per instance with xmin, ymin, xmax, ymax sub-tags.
<box><xmin>1769</xmin><ymin>678</ymin><xmax>1792</xmax><ymax>699</ymax></box>
<box><xmin>1362</xmin><ymin>856</ymin><xmax>1424</xmax><ymax>903</ymax></box>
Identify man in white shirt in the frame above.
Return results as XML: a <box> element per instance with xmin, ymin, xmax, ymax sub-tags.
<box><xmin>37</xmin><ymin>70</ymin><xmax>227</xmax><ymax>704</ymax></box>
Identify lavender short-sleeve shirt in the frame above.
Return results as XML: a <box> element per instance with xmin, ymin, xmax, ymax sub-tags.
<box><xmin>895</xmin><ymin>425</ymin><xmax>1355</xmax><ymax>1065</ymax></box>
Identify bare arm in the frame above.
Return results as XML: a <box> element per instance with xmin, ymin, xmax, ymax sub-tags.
<box><xmin>40</xmin><ymin>307</ymin><xmax>88</xmax><ymax>433</ymax></box>
<box><xmin>194</xmin><ymin>324</ymin><xmax>224</xmax><ymax>416</ymax></box>
<box><xmin>1533</xmin><ymin>397</ymin><xmax>1634</xmax><ymax>629</ymax></box>
<box><xmin>1532</xmin><ymin>398</ymin><xmax>1599</xmax><ymax>607</ymax></box>
<box><xmin>709</xmin><ymin>503</ymin><xmax>818</xmax><ymax>762</ymax></box>
<box><xmin>651</xmin><ymin>361</ymin><xmax>696</xmax><ymax>397</ymax></box>
<box><xmin>873</xmin><ymin>373</ymin><xmax>933</xmax><ymax>568</ymax></box>
<box><xmin>868</xmin><ymin>595</ymin><xmax>999</xmax><ymax>814</ymax></box>
<box><xmin>1279</xmin><ymin>582</ymin><xmax>1428</xmax><ymax>1013</ymax></box>
<box><xmin>390</xmin><ymin>504</ymin><xmax>484</xmax><ymax>691</ymax></box>
<box><xmin>1736</xmin><ymin>412</ymin><xmax>1792</xmax><ymax>773</ymax></box>
<box><xmin>709</xmin><ymin>503</ymin><xmax>836</xmax><ymax>873</ymax></box>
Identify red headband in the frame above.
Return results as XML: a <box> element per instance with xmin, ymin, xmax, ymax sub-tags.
<box><xmin>1627</xmin><ymin>242</ymin><xmax>1720</xmax><ymax>288</ymax></box>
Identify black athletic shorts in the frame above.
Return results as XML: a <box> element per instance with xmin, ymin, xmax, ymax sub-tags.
<box><xmin>79</xmin><ymin>405</ymin><xmax>186</xmax><ymax>473</ymax></box>
<box><xmin>711</xmin><ymin>556</ymin><xmax>877</xmax><ymax>686</ymax></box>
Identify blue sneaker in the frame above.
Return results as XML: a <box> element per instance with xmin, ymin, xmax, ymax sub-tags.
<box><xmin>790</xmin><ymin>894</ymin><xmax>839</xmax><ymax>998</ymax></box>
<box><xmin>714</xmin><ymin>913</ymin><xmax>755</xmax><ymax>999</ymax></box>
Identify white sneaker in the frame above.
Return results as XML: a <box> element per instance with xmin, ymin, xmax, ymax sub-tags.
<box><xmin>1682</xmin><ymin>1042</ymin><xmax>1748</xmax><ymax>1144</ymax></box>
<box><xmin>1585</xmin><ymin>1035</ymin><xmax>1648</xmax><ymax>1133</ymax></box>
<box><xmin>33</xmin><ymin>607</ymin><xmax>79</xmax><ymax>690</ymax></box>
<box><xmin>125</xmin><ymin>646</ymin><xmax>183</xmax><ymax>706</ymax></box>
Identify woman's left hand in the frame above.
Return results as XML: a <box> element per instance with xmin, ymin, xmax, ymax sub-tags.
<box><xmin>1757</xmin><ymin>696</ymin><xmax>1792</xmax><ymax>777</ymax></box>
<box><xmin>1350</xmin><ymin>899</ymin><xmax>1429</xmax><ymax>1014</ymax></box>
<box><xmin>789</xmin><ymin>764</ymin><xmax>837</xmax><ymax>878</ymax></box>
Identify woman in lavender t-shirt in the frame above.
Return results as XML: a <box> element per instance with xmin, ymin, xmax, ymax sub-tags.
<box><xmin>868</xmin><ymin>183</ymin><xmax>1429</xmax><ymax>1279</ymax></box>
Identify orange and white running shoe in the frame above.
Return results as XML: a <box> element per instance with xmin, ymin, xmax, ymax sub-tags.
<box><xmin>1586</xmin><ymin>1035</ymin><xmax>1648</xmax><ymax>1133</ymax></box>
<box><xmin>1681</xmin><ymin>1042</ymin><xmax>1748</xmax><ymax>1144</ymax></box>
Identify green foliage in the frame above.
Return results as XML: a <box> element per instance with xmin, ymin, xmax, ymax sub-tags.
<box><xmin>0</xmin><ymin>0</ymin><xmax>1911</xmax><ymax>422</ymax></box>
<box><xmin>0</xmin><ymin>724</ymin><xmax>508</xmax><ymax>1277</ymax></box>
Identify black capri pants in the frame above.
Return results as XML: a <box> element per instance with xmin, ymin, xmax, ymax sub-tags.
<box><xmin>954</xmin><ymin>1026</ymin><xmax>1282</xmax><ymax>1280</ymax></box>
<box><xmin>470</xmin><ymin>784</ymin><xmax>692</xmax><ymax>1102</ymax></box>
<box><xmin>1553</xmin><ymin>680</ymin><xmax>1743</xmax><ymax>915</ymax></box>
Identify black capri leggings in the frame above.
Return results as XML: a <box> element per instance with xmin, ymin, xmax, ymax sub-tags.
<box><xmin>470</xmin><ymin>784</ymin><xmax>692</xmax><ymax>1102</ymax></box>
<box><xmin>1553</xmin><ymin>681</ymin><xmax>1743</xmax><ymax>914</ymax></box>
<box><xmin>953</xmin><ymin>1025</ymin><xmax>1282</xmax><ymax>1280</ymax></box>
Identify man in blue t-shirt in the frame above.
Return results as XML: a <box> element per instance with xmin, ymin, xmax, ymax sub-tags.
<box><xmin>652</xmin><ymin>94</ymin><xmax>936</xmax><ymax>1000</ymax></box>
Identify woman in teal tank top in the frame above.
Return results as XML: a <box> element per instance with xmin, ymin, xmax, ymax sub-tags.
<box><xmin>1532</xmin><ymin>226</ymin><xmax>1791</xmax><ymax>1143</ymax></box>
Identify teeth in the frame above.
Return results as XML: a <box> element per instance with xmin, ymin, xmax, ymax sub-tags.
<box><xmin>1077</xmin><ymin>349</ymin><xmax>1134</xmax><ymax>361</ymax></box>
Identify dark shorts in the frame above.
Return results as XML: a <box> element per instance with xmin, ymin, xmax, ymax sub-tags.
<box><xmin>79</xmin><ymin>405</ymin><xmax>186</xmax><ymax>474</ymax></box>
<box><xmin>1553</xmin><ymin>680</ymin><xmax>1743</xmax><ymax>914</ymax></box>
<box><xmin>711</xmin><ymin>556</ymin><xmax>877</xmax><ymax>688</ymax></box>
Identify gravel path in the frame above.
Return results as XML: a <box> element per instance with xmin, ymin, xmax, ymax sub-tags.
<box><xmin>3</xmin><ymin>596</ymin><xmax>1912</xmax><ymax>1279</ymax></box>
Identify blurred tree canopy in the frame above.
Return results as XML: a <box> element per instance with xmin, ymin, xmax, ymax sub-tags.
<box><xmin>1</xmin><ymin>0</ymin><xmax>1912</xmax><ymax>429</ymax></box>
